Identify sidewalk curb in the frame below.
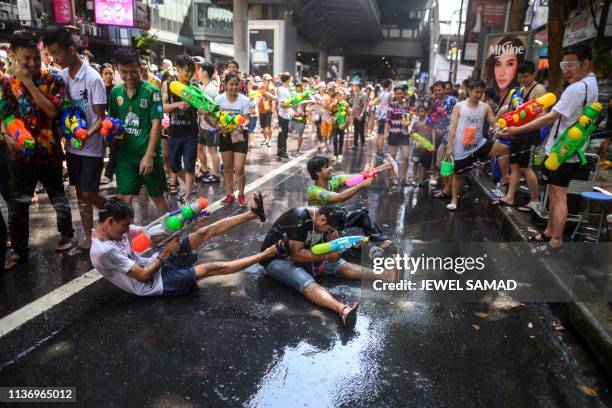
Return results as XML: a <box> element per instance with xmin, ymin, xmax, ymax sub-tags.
<box><xmin>467</xmin><ymin>169</ymin><xmax>612</xmax><ymax>379</ymax></box>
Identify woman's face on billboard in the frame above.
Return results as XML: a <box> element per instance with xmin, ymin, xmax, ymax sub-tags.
<box><xmin>494</xmin><ymin>53</ymin><xmax>518</xmax><ymax>92</ymax></box>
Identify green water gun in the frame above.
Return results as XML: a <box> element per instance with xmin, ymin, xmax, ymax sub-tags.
<box><xmin>169</xmin><ymin>81</ymin><xmax>218</xmax><ymax>112</ymax></box>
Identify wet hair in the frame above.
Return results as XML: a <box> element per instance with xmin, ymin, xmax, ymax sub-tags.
<box><xmin>433</xmin><ymin>81</ymin><xmax>445</xmax><ymax>90</ymax></box>
<box><xmin>42</xmin><ymin>26</ymin><xmax>76</xmax><ymax>50</ymax></box>
<box><xmin>200</xmin><ymin>58</ymin><xmax>214</xmax><ymax>78</ymax></box>
<box><xmin>307</xmin><ymin>156</ymin><xmax>330</xmax><ymax>180</ymax></box>
<box><xmin>174</xmin><ymin>54</ymin><xmax>196</xmax><ymax>74</ymax></box>
<box><xmin>224</xmin><ymin>71</ymin><xmax>240</xmax><ymax>85</ymax></box>
<box><xmin>517</xmin><ymin>60</ymin><xmax>536</xmax><ymax>74</ymax></box>
<box><xmin>280</xmin><ymin>72</ymin><xmax>291</xmax><ymax>83</ymax></box>
<box><xmin>114</xmin><ymin>48</ymin><xmax>140</xmax><ymax>66</ymax></box>
<box><xmin>393</xmin><ymin>84</ymin><xmax>407</xmax><ymax>93</ymax></box>
<box><xmin>10</xmin><ymin>31</ymin><xmax>39</xmax><ymax>51</ymax></box>
<box><xmin>381</xmin><ymin>78</ymin><xmax>392</xmax><ymax>88</ymax></box>
<box><xmin>101</xmin><ymin>63</ymin><xmax>114</xmax><ymax>73</ymax></box>
<box><xmin>227</xmin><ymin>59</ymin><xmax>239</xmax><ymax>69</ymax></box>
<box><xmin>99</xmin><ymin>197</ymin><xmax>134</xmax><ymax>223</ymax></box>
<box><xmin>563</xmin><ymin>43</ymin><xmax>592</xmax><ymax>62</ymax></box>
<box><xmin>319</xmin><ymin>206</ymin><xmax>348</xmax><ymax>231</ymax></box>
<box><xmin>467</xmin><ymin>79</ymin><xmax>486</xmax><ymax>90</ymax></box>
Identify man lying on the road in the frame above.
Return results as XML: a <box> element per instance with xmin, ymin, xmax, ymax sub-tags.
<box><xmin>91</xmin><ymin>194</ymin><xmax>288</xmax><ymax>297</ymax></box>
<box><xmin>259</xmin><ymin>205</ymin><xmax>397</xmax><ymax>327</ymax></box>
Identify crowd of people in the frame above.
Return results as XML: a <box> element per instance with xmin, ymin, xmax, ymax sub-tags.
<box><xmin>0</xmin><ymin>26</ymin><xmax>608</xmax><ymax>325</ymax></box>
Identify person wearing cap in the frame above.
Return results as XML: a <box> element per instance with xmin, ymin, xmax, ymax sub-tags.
<box><xmin>258</xmin><ymin>73</ymin><xmax>276</xmax><ymax>147</ymax></box>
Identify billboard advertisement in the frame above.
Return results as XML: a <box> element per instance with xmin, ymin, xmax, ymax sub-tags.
<box><xmin>462</xmin><ymin>0</ymin><xmax>508</xmax><ymax>61</ymax></box>
<box><xmin>249</xmin><ymin>27</ymin><xmax>275</xmax><ymax>76</ymax></box>
<box><xmin>53</xmin><ymin>0</ymin><xmax>71</xmax><ymax>24</ymax></box>
<box><xmin>95</xmin><ymin>0</ymin><xmax>133</xmax><ymax>27</ymax></box>
<box><xmin>481</xmin><ymin>32</ymin><xmax>530</xmax><ymax>98</ymax></box>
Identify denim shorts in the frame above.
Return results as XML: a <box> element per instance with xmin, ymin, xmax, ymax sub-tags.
<box><xmin>161</xmin><ymin>236</ymin><xmax>199</xmax><ymax>297</ymax></box>
<box><xmin>264</xmin><ymin>258</ymin><xmax>347</xmax><ymax>293</ymax></box>
<box><xmin>168</xmin><ymin>135</ymin><xmax>198</xmax><ymax>173</ymax></box>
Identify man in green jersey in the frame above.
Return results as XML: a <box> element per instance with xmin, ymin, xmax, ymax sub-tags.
<box><xmin>108</xmin><ymin>49</ymin><xmax>168</xmax><ymax>214</ymax></box>
<box><xmin>306</xmin><ymin>156</ymin><xmax>388</xmax><ymax>244</ymax></box>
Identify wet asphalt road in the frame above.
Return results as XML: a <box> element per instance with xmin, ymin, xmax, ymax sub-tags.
<box><xmin>0</xmin><ymin>130</ymin><xmax>611</xmax><ymax>407</ymax></box>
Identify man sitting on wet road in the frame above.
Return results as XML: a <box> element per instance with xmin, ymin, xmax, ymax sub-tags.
<box><xmin>260</xmin><ymin>205</ymin><xmax>397</xmax><ymax>327</ymax></box>
<box><xmin>91</xmin><ymin>194</ymin><xmax>288</xmax><ymax>297</ymax></box>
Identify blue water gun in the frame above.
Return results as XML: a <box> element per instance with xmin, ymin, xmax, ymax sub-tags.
<box><xmin>311</xmin><ymin>235</ymin><xmax>368</xmax><ymax>255</ymax></box>
<box><xmin>509</xmin><ymin>87</ymin><xmax>523</xmax><ymax>110</ymax></box>
<box><xmin>59</xmin><ymin>102</ymin><xmax>89</xmax><ymax>149</ymax></box>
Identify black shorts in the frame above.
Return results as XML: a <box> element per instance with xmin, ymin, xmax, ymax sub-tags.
<box><xmin>413</xmin><ymin>149</ymin><xmax>432</xmax><ymax>169</ymax></box>
<box><xmin>168</xmin><ymin>135</ymin><xmax>198</xmax><ymax>173</ymax></box>
<box><xmin>198</xmin><ymin>129</ymin><xmax>220</xmax><ymax>147</ymax></box>
<box><xmin>542</xmin><ymin>159</ymin><xmax>589</xmax><ymax>188</ymax></box>
<box><xmin>388</xmin><ymin>133</ymin><xmax>410</xmax><ymax>147</ymax></box>
<box><xmin>377</xmin><ymin>118</ymin><xmax>386</xmax><ymax>134</ymax></box>
<box><xmin>66</xmin><ymin>152</ymin><xmax>104</xmax><ymax>193</ymax></box>
<box><xmin>219</xmin><ymin>131</ymin><xmax>249</xmax><ymax>154</ymax></box>
<box><xmin>454</xmin><ymin>140</ymin><xmax>494</xmax><ymax>174</ymax></box>
<box><xmin>510</xmin><ymin>132</ymin><xmax>538</xmax><ymax>168</ymax></box>
<box><xmin>259</xmin><ymin>112</ymin><xmax>272</xmax><ymax>128</ymax></box>
<box><xmin>161</xmin><ymin>236</ymin><xmax>199</xmax><ymax>297</ymax></box>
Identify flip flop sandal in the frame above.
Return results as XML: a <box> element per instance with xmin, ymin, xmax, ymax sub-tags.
<box><xmin>531</xmin><ymin>242</ymin><xmax>562</xmax><ymax>255</ymax></box>
<box><xmin>527</xmin><ymin>233</ymin><xmax>551</xmax><ymax>243</ymax></box>
<box><xmin>491</xmin><ymin>199</ymin><xmax>512</xmax><ymax>207</ymax></box>
<box><xmin>4</xmin><ymin>253</ymin><xmax>26</xmax><ymax>270</ymax></box>
<box><xmin>250</xmin><ymin>191</ymin><xmax>266</xmax><ymax>222</ymax></box>
<box><xmin>275</xmin><ymin>233</ymin><xmax>290</xmax><ymax>258</ymax></box>
<box><xmin>516</xmin><ymin>205</ymin><xmax>532</xmax><ymax>213</ymax></box>
<box><xmin>168</xmin><ymin>184</ymin><xmax>179</xmax><ymax>195</ymax></box>
<box><xmin>340</xmin><ymin>302</ymin><xmax>359</xmax><ymax>327</ymax></box>
<box><xmin>68</xmin><ymin>244</ymin><xmax>90</xmax><ymax>257</ymax></box>
<box><xmin>434</xmin><ymin>191</ymin><xmax>450</xmax><ymax>199</ymax></box>
<box><xmin>55</xmin><ymin>238</ymin><xmax>75</xmax><ymax>253</ymax></box>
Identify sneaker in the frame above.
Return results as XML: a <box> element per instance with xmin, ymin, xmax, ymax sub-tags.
<box><xmin>249</xmin><ymin>191</ymin><xmax>266</xmax><ymax>222</ymax></box>
<box><xmin>429</xmin><ymin>177</ymin><xmax>438</xmax><ymax>186</ymax></box>
<box><xmin>100</xmin><ymin>176</ymin><xmax>111</xmax><ymax>185</ymax></box>
<box><xmin>238</xmin><ymin>195</ymin><xmax>248</xmax><ymax>207</ymax></box>
<box><xmin>221</xmin><ymin>194</ymin><xmax>235</xmax><ymax>205</ymax></box>
<box><xmin>446</xmin><ymin>203</ymin><xmax>457</xmax><ymax>211</ymax></box>
<box><xmin>338</xmin><ymin>155</ymin><xmax>343</xmax><ymax>161</ymax></box>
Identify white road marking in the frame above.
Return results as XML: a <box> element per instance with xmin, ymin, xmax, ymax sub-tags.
<box><xmin>0</xmin><ymin>148</ymin><xmax>318</xmax><ymax>338</ymax></box>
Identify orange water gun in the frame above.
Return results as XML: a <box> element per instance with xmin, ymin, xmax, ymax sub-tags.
<box><xmin>4</xmin><ymin>115</ymin><xmax>35</xmax><ymax>156</ymax></box>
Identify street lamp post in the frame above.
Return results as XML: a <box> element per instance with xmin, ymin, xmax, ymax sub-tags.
<box><xmin>453</xmin><ymin>0</ymin><xmax>465</xmax><ymax>84</ymax></box>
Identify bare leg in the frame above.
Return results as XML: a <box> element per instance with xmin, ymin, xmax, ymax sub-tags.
<box><xmin>503</xmin><ymin>163</ymin><xmax>521</xmax><ymax>203</ymax></box>
<box><xmin>336</xmin><ymin>262</ymin><xmax>397</xmax><ymax>282</ymax></box>
<box><xmin>207</xmin><ymin>146</ymin><xmax>221</xmax><ymax>177</ymax></box>
<box><xmin>450</xmin><ymin>174</ymin><xmax>464</xmax><ymax>206</ymax></box>
<box><xmin>187</xmin><ymin>210</ymin><xmax>258</xmax><ymax>250</ymax></box>
<box><xmin>548</xmin><ymin>185</ymin><xmax>568</xmax><ymax>245</ymax></box>
<box><xmin>75</xmin><ymin>190</ymin><xmax>106</xmax><ymax>248</ymax></box>
<box><xmin>233</xmin><ymin>152</ymin><xmax>247</xmax><ymax>198</ymax></box>
<box><xmin>184</xmin><ymin>171</ymin><xmax>195</xmax><ymax>199</ymax></box>
<box><xmin>194</xmin><ymin>245</ymin><xmax>276</xmax><ymax>278</ymax></box>
<box><xmin>197</xmin><ymin>144</ymin><xmax>208</xmax><ymax>175</ymax></box>
<box><xmin>221</xmin><ymin>151</ymin><xmax>234</xmax><ymax>197</ymax></box>
<box><xmin>303</xmin><ymin>281</ymin><xmax>346</xmax><ymax>313</ymax></box>
<box><xmin>151</xmin><ymin>195</ymin><xmax>169</xmax><ymax>215</ymax></box>
<box><xmin>387</xmin><ymin>145</ymin><xmax>398</xmax><ymax>178</ymax></box>
<box><xmin>523</xmin><ymin>168</ymin><xmax>540</xmax><ymax>201</ymax></box>
<box><xmin>161</xmin><ymin>138</ymin><xmax>171</xmax><ymax>178</ymax></box>
<box><xmin>399</xmin><ymin>145</ymin><xmax>410</xmax><ymax>181</ymax></box>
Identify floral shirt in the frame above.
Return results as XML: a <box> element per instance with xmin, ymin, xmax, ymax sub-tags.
<box><xmin>0</xmin><ymin>71</ymin><xmax>65</xmax><ymax>164</ymax></box>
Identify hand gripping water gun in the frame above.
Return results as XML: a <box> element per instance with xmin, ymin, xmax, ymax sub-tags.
<box><xmin>345</xmin><ymin>153</ymin><xmax>399</xmax><ymax>187</ymax></box>
<box><xmin>131</xmin><ymin>197</ymin><xmax>209</xmax><ymax>254</ymax></box>
<box><xmin>311</xmin><ymin>235</ymin><xmax>369</xmax><ymax>255</ymax></box>
<box><xmin>4</xmin><ymin>115</ymin><xmax>35</xmax><ymax>155</ymax></box>
<box><xmin>509</xmin><ymin>87</ymin><xmax>524</xmax><ymax>110</ymax></box>
<box><xmin>248</xmin><ymin>90</ymin><xmax>262</xmax><ymax>100</ymax></box>
<box><xmin>100</xmin><ymin>117</ymin><xmax>125</xmax><ymax>143</ymax></box>
<box><xmin>544</xmin><ymin>102</ymin><xmax>604</xmax><ymax>171</ymax></box>
<box><xmin>284</xmin><ymin>89</ymin><xmax>314</xmax><ymax>106</ymax></box>
<box><xmin>336</xmin><ymin>100</ymin><xmax>349</xmax><ymax>127</ymax></box>
<box><xmin>497</xmin><ymin>93</ymin><xmax>557</xmax><ymax>129</ymax></box>
<box><xmin>169</xmin><ymin>80</ymin><xmax>219</xmax><ymax>112</ymax></box>
<box><xmin>59</xmin><ymin>103</ymin><xmax>89</xmax><ymax>149</ymax></box>
<box><xmin>411</xmin><ymin>132</ymin><xmax>433</xmax><ymax>151</ymax></box>
<box><xmin>211</xmin><ymin>110</ymin><xmax>248</xmax><ymax>133</ymax></box>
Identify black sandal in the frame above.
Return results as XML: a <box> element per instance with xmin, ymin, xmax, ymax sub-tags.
<box><xmin>340</xmin><ymin>302</ymin><xmax>359</xmax><ymax>327</ymax></box>
<box><xmin>434</xmin><ymin>191</ymin><xmax>450</xmax><ymax>199</ymax></box>
<box><xmin>168</xmin><ymin>184</ymin><xmax>179</xmax><ymax>195</ymax></box>
<box><xmin>491</xmin><ymin>199</ymin><xmax>512</xmax><ymax>207</ymax></box>
<box><xmin>531</xmin><ymin>242</ymin><xmax>562</xmax><ymax>255</ymax></box>
<box><xmin>527</xmin><ymin>233</ymin><xmax>551</xmax><ymax>243</ymax></box>
<box><xmin>275</xmin><ymin>233</ymin><xmax>290</xmax><ymax>258</ymax></box>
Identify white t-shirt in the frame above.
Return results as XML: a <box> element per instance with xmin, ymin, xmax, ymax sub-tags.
<box><xmin>90</xmin><ymin>226</ymin><xmax>163</xmax><ymax>296</ymax></box>
<box><xmin>545</xmin><ymin>73</ymin><xmax>599</xmax><ymax>163</ymax></box>
<box><xmin>453</xmin><ymin>100</ymin><xmax>487</xmax><ymax>160</ymax></box>
<box><xmin>215</xmin><ymin>92</ymin><xmax>251</xmax><ymax>116</ymax></box>
<box><xmin>277</xmin><ymin>85</ymin><xmax>292</xmax><ymax>119</ymax></box>
<box><xmin>200</xmin><ymin>81</ymin><xmax>219</xmax><ymax>131</ymax></box>
<box><xmin>378</xmin><ymin>90</ymin><xmax>391</xmax><ymax>120</ymax></box>
<box><xmin>60</xmin><ymin>61</ymin><xmax>107</xmax><ymax>157</ymax></box>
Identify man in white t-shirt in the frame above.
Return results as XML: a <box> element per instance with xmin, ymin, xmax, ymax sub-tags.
<box><xmin>90</xmin><ymin>193</ymin><xmax>287</xmax><ymax>297</ymax></box>
<box><xmin>44</xmin><ymin>27</ymin><xmax>107</xmax><ymax>256</ymax></box>
<box><xmin>500</xmin><ymin>44</ymin><xmax>599</xmax><ymax>251</ymax></box>
<box><xmin>276</xmin><ymin>72</ymin><xmax>293</xmax><ymax>159</ymax></box>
